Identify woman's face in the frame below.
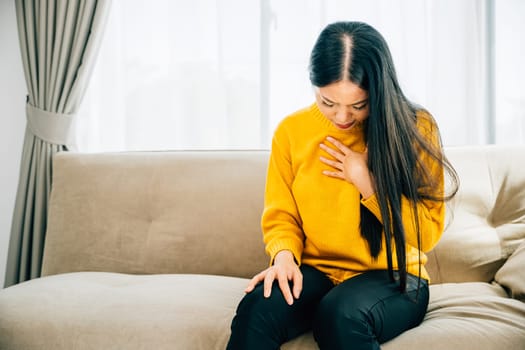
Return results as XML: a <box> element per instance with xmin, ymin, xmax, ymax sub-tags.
<box><xmin>315</xmin><ymin>80</ymin><xmax>369</xmax><ymax>131</ymax></box>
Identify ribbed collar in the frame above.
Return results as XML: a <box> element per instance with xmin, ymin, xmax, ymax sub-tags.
<box><xmin>308</xmin><ymin>102</ymin><xmax>366</xmax><ymax>137</ymax></box>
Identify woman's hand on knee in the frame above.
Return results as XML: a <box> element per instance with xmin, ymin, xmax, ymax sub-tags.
<box><xmin>244</xmin><ymin>250</ymin><xmax>303</xmax><ymax>306</ymax></box>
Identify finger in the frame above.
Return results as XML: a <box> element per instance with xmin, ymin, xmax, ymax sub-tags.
<box><xmin>320</xmin><ymin>143</ymin><xmax>344</xmax><ymax>161</ymax></box>
<box><xmin>277</xmin><ymin>273</ymin><xmax>294</xmax><ymax>305</ymax></box>
<box><xmin>363</xmin><ymin>147</ymin><xmax>369</xmax><ymax>159</ymax></box>
<box><xmin>319</xmin><ymin>156</ymin><xmax>343</xmax><ymax>170</ymax></box>
<box><xmin>322</xmin><ymin>169</ymin><xmax>345</xmax><ymax>179</ymax></box>
<box><xmin>292</xmin><ymin>270</ymin><xmax>303</xmax><ymax>299</ymax></box>
<box><xmin>263</xmin><ymin>270</ymin><xmax>276</xmax><ymax>298</ymax></box>
<box><xmin>245</xmin><ymin>272</ymin><xmax>264</xmax><ymax>293</ymax></box>
<box><xmin>244</xmin><ymin>281</ymin><xmax>255</xmax><ymax>293</ymax></box>
<box><xmin>326</xmin><ymin>136</ymin><xmax>350</xmax><ymax>154</ymax></box>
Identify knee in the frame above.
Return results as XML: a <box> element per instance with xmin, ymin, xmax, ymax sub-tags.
<box><xmin>231</xmin><ymin>285</ymin><xmax>288</xmax><ymax>331</ymax></box>
<box><xmin>228</xmin><ymin>286</ymin><xmax>290</xmax><ymax>349</ymax></box>
<box><xmin>233</xmin><ymin>287</ymin><xmax>271</xmax><ymax>323</ymax></box>
<box><xmin>312</xmin><ymin>296</ymin><xmax>374</xmax><ymax>349</ymax></box>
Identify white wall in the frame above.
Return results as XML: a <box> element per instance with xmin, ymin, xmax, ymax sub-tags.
<box><xmin>0</xmin><ymin>1</ymin><xmax>27</xmax><ymax>287</ymax></box>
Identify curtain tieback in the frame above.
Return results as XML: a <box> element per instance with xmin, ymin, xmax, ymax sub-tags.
<box><xmin>26</xmin><ymin>101</ymin><xmax>75</xmax><ymax>147</ymax></box>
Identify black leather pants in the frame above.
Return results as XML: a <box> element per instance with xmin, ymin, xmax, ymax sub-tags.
<box><xmin>226</xmin><ymin>265</ymin><xmax>429</xmax><ymax>350</ymax></box>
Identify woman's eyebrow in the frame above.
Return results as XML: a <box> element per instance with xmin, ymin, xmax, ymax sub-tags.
<box><xmin>351</xmin><ymin>99</ymin><xmax>368</xmax><ymax>106</ymax></box>
<box><xmin>320</xmin><ymin>95</ymin><xmax>335</xmax><ymax>103</ymax></box>
<box><xmin>320</xmin><ymin>94</ymin><xmax>368</xmax><ymax>106</ymax></box>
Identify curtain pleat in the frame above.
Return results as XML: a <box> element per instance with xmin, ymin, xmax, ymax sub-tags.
<box><xmin>4</xmin><ymin>0</ymin><xmax>111</xmax><ymax>288</ymax></box>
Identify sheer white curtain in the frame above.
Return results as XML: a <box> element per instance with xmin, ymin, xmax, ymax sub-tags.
<box><xmin>76</xmin><ymin>0</ymin><xmax>524</xmax><ymax>152</ymax></box>
<box><xmin>495</xmin><ymin>0</ymin><xmax>525</xmax><ymax>143</ymax></box>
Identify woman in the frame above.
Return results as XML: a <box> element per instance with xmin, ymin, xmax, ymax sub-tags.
<box><xmin>226</xmin><ymin>21</ymin><xmax>458</xmax><ymax>350</ymax></box>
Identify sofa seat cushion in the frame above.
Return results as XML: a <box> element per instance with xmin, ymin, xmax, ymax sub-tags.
<box><xmin>1</xmin><ymin>274</ymin><xmax>524</xmax><ymax>350</ymax></box>
<box><xmin>380</xmin><ymin>282</ymin><xmax>525</xmax><ymax>350</ymax></box>
<box><xmin>282</xmin><ymin>282</ymin><xmax>525</xmax><ymax>350</ymax></box>
<box><xmin>0</xmin><ymin>272</ymin><xmax>246</xmax><ymax>350</ymax></box>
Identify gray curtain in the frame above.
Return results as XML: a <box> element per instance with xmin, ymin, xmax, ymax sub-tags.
<box><xmin>4</xmin><ymin>0</ymin><xmax>111</xmax><ymax>287</ymax></box>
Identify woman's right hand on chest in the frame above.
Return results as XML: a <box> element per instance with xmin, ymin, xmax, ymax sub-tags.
<box><xmin>244</xmin><ymin>250</ymin><xmax>303</xmax><ymax>306</ymax></box>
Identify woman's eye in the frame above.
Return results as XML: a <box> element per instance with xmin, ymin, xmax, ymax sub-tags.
<box><xmin>322</xmin><ymin>100</ymin><xmax>334</xmax><ymax>107</ymax></box>
<box><xmin>353</xmin><ymin>104</ymin><xmax>367</xmax><ymax>111</ymax></box>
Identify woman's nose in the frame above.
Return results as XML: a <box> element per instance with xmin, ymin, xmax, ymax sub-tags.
<box><xmin>335</xmin><ymin>108</ymin><xmax>351</xmax><ymax>122</ymax></box>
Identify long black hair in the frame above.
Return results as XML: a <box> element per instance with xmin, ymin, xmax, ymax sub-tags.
<box><xmin>309</xmin><ymin>21</ymin><xmax>459</xmax><ymax>292</ymax></box>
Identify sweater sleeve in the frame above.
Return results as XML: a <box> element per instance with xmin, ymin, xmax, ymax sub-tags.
<box><xmin>361</xmin><ymin>193</ymin><xmax>444</xmax><ymax>252</ymax></box>
<box><xmin>261</xmin><ymin>123</ymin><xmax>305</xmax><ymax>265</ymax></box>
<box><xmin>361</xmin><ymin>112</ymin><xmax>445</xmax><ymax>253</ymax></box>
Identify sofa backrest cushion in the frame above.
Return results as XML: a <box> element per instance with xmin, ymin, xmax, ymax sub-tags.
<box><xmin>426</xmin><ymin>146</ymin><xmax>525</xmax><ymax>283</ymax></box>
<box><xmin>42</xmin><ymin>151</ymin><xmax>269</xmax><ymax>278</ymax></box>
<box><xmin>42</xmin><ymin>146</ymin><xmax>525</xmax><ymax>283</ymax></box>
<box><xmin>495</xmin><ymin>239</ymin><xmax>525</xmax><ymax>300</ymax></box>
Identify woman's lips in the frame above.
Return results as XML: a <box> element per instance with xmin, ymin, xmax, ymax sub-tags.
<box><xmin>334</xmin><ymin>121</ymin><xmax>355</xmax><ymax>130</ymax></box>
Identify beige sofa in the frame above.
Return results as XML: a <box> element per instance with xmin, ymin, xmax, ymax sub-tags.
<box><xmin>0</xmin><ymin>146</ymin><xmax>524</xmax><ymax>350</ymax></box>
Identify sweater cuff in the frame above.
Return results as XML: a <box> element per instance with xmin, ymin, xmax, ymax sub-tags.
<box><xmin>361</xmin><ymin>193</ymin><xmax>383</xmax><ymax>222</ymax></box>
<box><xmin>266</xmin><ymin>238</ymin><xmax>303</xmax><ymax>266</ymax></box>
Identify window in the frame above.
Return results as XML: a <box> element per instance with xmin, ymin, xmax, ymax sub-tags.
<box><xmin>76</xmin><ymin>0</ymin><xmax>524</xmax><ymax>152</ymax></box>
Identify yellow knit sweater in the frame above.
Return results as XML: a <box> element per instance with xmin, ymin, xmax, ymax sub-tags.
<box><xmin>262</xmin><ymin>102</ymin><xmax>445</xmax><ymax>283</ymax></box>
